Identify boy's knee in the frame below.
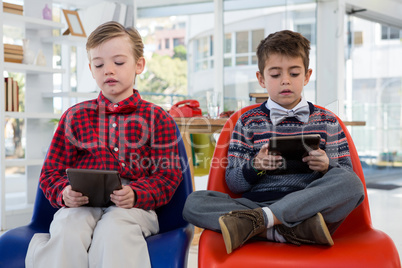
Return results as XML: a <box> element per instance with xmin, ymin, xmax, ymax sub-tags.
<box><xmin>185</xmin><ymin>190</ymin><xmax>206</xmax><ymax>204</ymax></box>
<box><xmin>183</xmin><ymin>190</ymin><xmax>211</xmax><ymax>220</ymax></box>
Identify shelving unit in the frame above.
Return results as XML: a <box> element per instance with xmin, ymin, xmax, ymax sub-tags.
<box><xmin>4</xmin><ymin>62</ymin><xmax>65</xmax><ymax>74</ymax></box>
<box><xmin>0</xmin><ymin>1</ymin><xmax>82</xmax><ymax>230</ymax></box>
<box><xmin>42</xmin><ymin>91</ymin><xmax>98</xmax><ymax>99</ymax></box>
<box><xmin>42</xmin><ymin>35</ymin><xmax>86</xmax><ymax>46</ymax></box>
<box><xmin>4</xmin><ymin>111</ymin><xmax>61</xmax><ymax>119</ymax></box>
<box><xmin>3</xmin><ymin>12</ymin><xmax>64</xmax><ymax>29</ymax></box>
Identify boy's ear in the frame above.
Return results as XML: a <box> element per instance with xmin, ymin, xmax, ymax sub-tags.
<box><xmin>256</xmin><ymin>71</ymin><xmax>265</xmax><ymax>88</ymax></box>
<box><xmin>88</xmin><ymin>63</ymin><xmax>95</xmax><ymax>78</ymax></box>
<box><xmin>304</xmin><ymin>68</ymin><xmax>313</xmax><ymax>86</ymax></box>
<box><xmin>135</xmin><ymin>57</ymin><xmax>146</xmax><ymax>75</ymax></box>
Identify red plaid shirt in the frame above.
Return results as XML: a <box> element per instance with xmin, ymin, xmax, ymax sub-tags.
<box><xmin>39</xmin><ymin>90</ymin><xmax>182</xmax><ymax>210</ymax></box>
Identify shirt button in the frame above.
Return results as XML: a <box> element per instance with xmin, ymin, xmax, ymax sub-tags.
<box><xmin>114</xmin><ymin>147</ymin><xmax>119</xmax><ymax>152</ymax></box>
<box><xmin>112</xmin><ymin>123</ymin><xmax>117</xmax><ymax>127</ymax></box>
<box><xmin>114</xmin><ymin>104</ymin><xmax>118</xmax><ymax>108</ymax></box>
<box><xmin>121</xmin><ymin>163</ymin><xmax>126</xmax><ymax>167</ymax></box>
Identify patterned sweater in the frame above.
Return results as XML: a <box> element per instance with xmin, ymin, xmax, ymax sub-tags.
<box><xmin>226</xmin><ymin>101</ymin><xmax>353</xmax><ymax>202</ymax></box>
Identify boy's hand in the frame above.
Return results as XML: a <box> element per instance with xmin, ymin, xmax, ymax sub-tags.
<box><xmin>253</xmin><ymin>143</ymin><xmax>283</xmax><ymax>171</ymax></box>
<box><xmin>302</xmin><ymin>148</ymin><xmax>329</xmax><ymax>174</ymax></box>
<box><xmin>62</xmin><ymin>185</ymin><xmax>89</xmax><ymax>208</ymax></box>
<box><xmin>110</xmin><ymin>185</ymin><xmax>136</xmax><ymax>209</ymax></box>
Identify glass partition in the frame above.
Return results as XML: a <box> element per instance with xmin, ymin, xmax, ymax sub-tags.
<box><xmin>136</xmin><ymin>16</ymin><xmax>192</xmax><ymax>111</ymax></box>
<box><xmin>187</xmin><ymin>1</ymin><xmax>317</xmax><ymax>112</ymax></box>
<box><xmin>345</xmin><ymin>16</ymin><xmax>402</xmax><ymax>177</ymax></box>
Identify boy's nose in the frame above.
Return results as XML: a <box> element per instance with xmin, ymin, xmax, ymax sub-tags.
<box><xmin>281</xmin><ymin>76</ymin><xmax>291</xmax><ymax>85</ymax></box>
<box><xmin>104</xmin><ymin>64</ymin><xmax>115</xmax><ymax>75</ymax></box>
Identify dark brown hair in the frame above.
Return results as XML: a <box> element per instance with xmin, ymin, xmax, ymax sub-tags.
<box><xmin>256</xmin><ymin>30</ymin><xmax>310</xmax><ymax>75</ymax></box>
<box><xmin>86</xmin><ymin>21</ymin><xmax>144</xmax><ymax>62</ymax></box>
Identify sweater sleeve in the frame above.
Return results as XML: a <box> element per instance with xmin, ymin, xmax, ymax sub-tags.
<box><xmin>324</xmin><ymin>117</ymin><xmax>354</xmax><ymax>172</ymax></box>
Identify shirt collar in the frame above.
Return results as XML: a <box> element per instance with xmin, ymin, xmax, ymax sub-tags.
<box><xmin>97</xmin><ymin>89</ymin><xmax>141</xmax><ymax>110</ymax></box>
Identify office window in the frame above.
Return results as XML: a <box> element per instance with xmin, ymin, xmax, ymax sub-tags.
<box><xmin>235</xmin><ymin>31</ymin><xmax>249</xmax><ymax>66</ymax></box>
<box><xmin>252</xmin><ymin>29</ymin><xmax>264</xmax><ymax>64</ymax></box>
<box><xmin>345</xmin><ymin>17</ymin><xmax>402</xmax><ymax>174</ymax></box>
<box><xmin>210</xmin><ymin>35</ymin><xmax>214</xmax><ymax>68</ymax></box>
<box><xmin>296</xmin><ymin>23</ymin><xmax>315</xmax><ymax>43</ymax></box>
<box><xmin>135</xmin><ymin>16</ymin><xmax>188</xmax><ymax>108</ymax></box>
<box><xmin>220</xmin><ymin>29</ymin><xmax>264</xmax><ymax>68</ymax></box>
<box><xmin>236</xmin><ymin>31</ymin><xmax>248</xmax><ymax>53</ymax></box>
<box><xmin>173</xmin><ymin>37</ymin><xmax>184</xmax><ymax>47</ymax></box>
<box><xmin>235</xmin><ymin>29</ymin><xmax>264</xmax><ymax>66</ymax></box>
<box><xmin>224</xmin><ymin>33</ymin><xmax>232</xmax><ymax>67</ymax></box>
<box><xmin>224</xmin><ymin>33</ymin><xmax>232</xmax><ymax>53</ymax></box>
<box><xmin>195</xmin><ymin>35</ymin><xmax>213</xmax><ymax>71</ymax></box>
<box><xmin>381</xmin><ymin>25</ymin><xmax>401</xmax><ymax>40</ymax></box>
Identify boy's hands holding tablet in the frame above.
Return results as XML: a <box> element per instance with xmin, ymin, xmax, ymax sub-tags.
<box><xmin>253</xmin><ymin>134</ymin><xmax>329</xmax><ymax>174</ymax></box>
<box><xmin>302</xmin><ymin>148</ymin><xmax>329</xmax><ymax>174</ymax></box>
<box><xmin>62</xmin><ymin>185</ymin><xmax>89</xmax><ymax>208</ymax></box>
<box><xmin>110</xmin><ymin>185</ymin><xmax>136</xmax><ymax>209</ymax></box>
<box><xmin>63</xmin><ymin>184</ymin><xmax>136</xmax><ymax>208</ymax></box>
<box><xmin>253</xmin><ymin>143</ymin><xmax>284</xmax><ymax>171</ymax></box>
<box><xmin>65</xmin><ymin>168</ymin><xmax>125</xmax><ymax>208</ymax></box>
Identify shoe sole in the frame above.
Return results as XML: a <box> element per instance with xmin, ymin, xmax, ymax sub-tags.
<box><xmin>316</xmin><ymin>212</ymin><xmax>334</xmax><ymax>246</ymax></box>
<box><xmin>219</xmin><ymin>216</ymin><xmax>233</xmax><ymax>254</ymax></box>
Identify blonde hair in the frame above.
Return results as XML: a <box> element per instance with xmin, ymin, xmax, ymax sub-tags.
<box><xmin>86</xmin><ymin>21</ymin><xmax>144</xmax><ymax>62</ymax></box>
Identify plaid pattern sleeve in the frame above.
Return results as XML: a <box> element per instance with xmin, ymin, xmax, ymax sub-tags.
<box><xmin>39</xmin><ymin>90</ymin><xmax>182</xmax><ymax>210</ymax></box>
<box><xmin>127</xmin><ymin>102</ymin><xmax>182</xmax><ymax>210</ymax></box>
<box><xmin>39</xmin><ymin>106</ymin><xmax>81</xmax><ymax>207</ymax></box>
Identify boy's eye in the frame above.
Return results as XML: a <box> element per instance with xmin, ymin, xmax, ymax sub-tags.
<box><xmin>94</xmin><ymin>64</ymin><xmax>103</xmax><ymax>68</ymax></box>
<box><xmin>290</xmin><ymin>73</ymin><xmax>300</xmax><ymax>77</ymax></box>
<box><xmin>115</xmin><ymin>62</ymin><xmax>124</xmax><ymax>66</ymax></box>
<box><xmin>270</xmin><ymin>74</ymin><xmax>280</xmax><ymax>78</ymax></box>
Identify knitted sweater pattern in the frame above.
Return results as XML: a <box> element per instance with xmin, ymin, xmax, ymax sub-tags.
<box><xmin>225</xmin><ymin>102</ymin><xmax>353</xmax><ymax>202</ymax></box>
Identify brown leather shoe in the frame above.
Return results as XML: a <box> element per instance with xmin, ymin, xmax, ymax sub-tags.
<box><xmin>219</xmin><ymin>208</ymin><xmax>266</xmax><ymax>254</ymax></box>
<box><xmin>275</xmin><ymin>212</ymin><xmax>334</xmax><ymax>246</ymax></box>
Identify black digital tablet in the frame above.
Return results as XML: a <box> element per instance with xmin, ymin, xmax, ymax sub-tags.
<box><xmin>66</xmin><ymin>168</ymin><xmax>122</xmax><ymax>207</ymax></box>
<box><xmin>268</xmin><ymin>134</ymin><xmax>321</xmax><ymax>161</ymax></box>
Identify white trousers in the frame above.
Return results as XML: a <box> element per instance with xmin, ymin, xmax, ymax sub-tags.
<box><xmin>25</xmin><ymin>206</ymin><xmax>159</xmax><ymax>268</ymax></box>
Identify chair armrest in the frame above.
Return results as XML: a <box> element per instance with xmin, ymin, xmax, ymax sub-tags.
<box><xmin>147</xmin><ymin>224</ymin><xmax>194</xmax><ymax>268</ymax></box>
<box><xmin>0</xmin><ymin>225</ymin><xmax>39</xmax><ymax>268</ymax></box>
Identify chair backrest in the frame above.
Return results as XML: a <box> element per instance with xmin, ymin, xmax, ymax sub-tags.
<box><xmin>208</xmin><ymin>104</ymin><xmax>372</xmax><ymax>236</ymax></box>
<box><xmin>29</xmin><ymin>124</ymin><xmax>192</xmax><ymax>234</ymax></box>
<box><xmin>155</xmin><ymin>125</ymin><xmax>193</xmax><ymax>233</ymax></box>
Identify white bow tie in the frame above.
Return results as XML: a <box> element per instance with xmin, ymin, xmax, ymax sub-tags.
<box><xmin>270</xmin><ymin>106</ymin><xmax>310</xmax><ymax>126</ymax></box>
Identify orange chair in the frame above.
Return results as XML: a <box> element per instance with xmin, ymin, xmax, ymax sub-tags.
<box><xmin>198</xmin><ymin>104</ymin><xmax>401</xmax><ymax>268</ymax></box>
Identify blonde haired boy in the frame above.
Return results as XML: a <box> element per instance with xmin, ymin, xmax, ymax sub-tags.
<box><xmin>26</xmin><ymin>21</ymin><xmax>182</xmax><ymax>267</ymax></box>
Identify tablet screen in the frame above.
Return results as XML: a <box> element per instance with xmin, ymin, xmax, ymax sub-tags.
<box><xmin>268</xmin><ymin>134</ymin><xmax>321</xmax><ymax>160</ymax></box>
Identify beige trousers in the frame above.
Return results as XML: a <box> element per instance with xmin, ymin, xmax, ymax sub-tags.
<box><xmin>25</xmin><ymin>206</ymin><xmax>159</xmax><ymax>268</ymax></box>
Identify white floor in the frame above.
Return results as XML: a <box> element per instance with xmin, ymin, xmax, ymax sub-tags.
<box><xmin>186</xmin><ymin>174</ymin><xmax>402</xmax><ymax>267</ymax></box>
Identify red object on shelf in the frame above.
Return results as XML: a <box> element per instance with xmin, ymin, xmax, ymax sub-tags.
<box><xmin>169</xmin><ymin>100</ymin><xmax>202</xmax><ymax>117</ymax></box>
